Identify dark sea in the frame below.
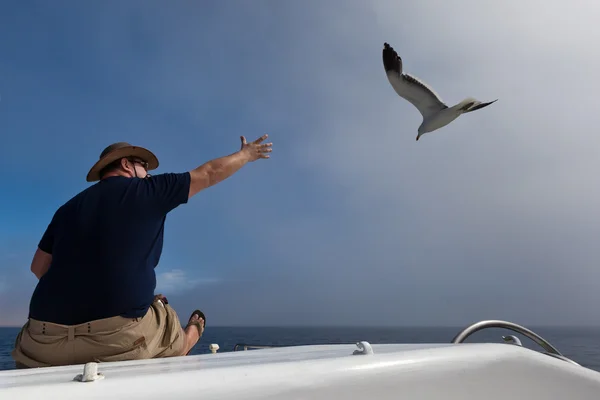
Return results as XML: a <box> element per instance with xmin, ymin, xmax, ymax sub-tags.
<box><xmin>1</xmin><ymin>325</ymin><xmax>599</xmax><ymax>372</ymax></box>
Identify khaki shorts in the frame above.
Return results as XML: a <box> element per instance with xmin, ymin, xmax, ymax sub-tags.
<box><xmin>11</xmin><ymin>299</ymin><xmax>186</xmax><ymax>368</ymax></box>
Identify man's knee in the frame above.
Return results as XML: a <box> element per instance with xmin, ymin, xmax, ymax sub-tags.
<box><xmin>143</xmin><ymin>302</ymin><xmax>187</xmax><ymax>358</ymax></box>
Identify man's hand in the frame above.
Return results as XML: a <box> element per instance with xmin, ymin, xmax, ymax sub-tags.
<box><xmin>240</xmin><ymin>134</ymin><xmax>272</xmax><ymax>162</ymax></box>
<box><xmin>154</xmin><ymin>293</ymin><xmax>168</xmax><ymax>304</ymax></box>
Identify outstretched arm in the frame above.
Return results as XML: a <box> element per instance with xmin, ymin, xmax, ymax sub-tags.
<box><xmin>188</xmin><ymin>134</ymin><xmax>272</xmax><ymax>199</ymax></box>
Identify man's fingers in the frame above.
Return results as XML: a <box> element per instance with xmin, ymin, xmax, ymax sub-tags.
<box><xmin>240</xmin><ymin>136</ymin><xmax>247</xmax><ymax>145</ymax></box>
<box><xmin>253</xmin><ymin>134</ymin><xmax>268</xmax><ymax>144</ymax></box>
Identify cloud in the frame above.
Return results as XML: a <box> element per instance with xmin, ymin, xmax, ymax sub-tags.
<box><xmin>155</xmin><ymin>269</ymin><xmax>220</xmax><ymax>294</ymax></box>
<box><xmin>202</xmin><ymin>0</ymin><xmax>600</xmax><ymax>326</ymax></box>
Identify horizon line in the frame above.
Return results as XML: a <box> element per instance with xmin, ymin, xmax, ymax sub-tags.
<box><xmin>2</xmin><ymin>324</ymin><xmax>600</xmax><ymax>329</ymax></box>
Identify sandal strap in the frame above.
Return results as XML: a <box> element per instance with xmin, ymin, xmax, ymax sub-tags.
<box><xmin>189</xmin><ymin>310</ymin><xmax>206</xmax><ymax>328</ymax></box>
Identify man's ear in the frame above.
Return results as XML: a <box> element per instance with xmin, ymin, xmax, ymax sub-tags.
<box><xmin>120</xmin><ymin>157</ymin><xmax>131</xmax><ymax>171</ymax></box>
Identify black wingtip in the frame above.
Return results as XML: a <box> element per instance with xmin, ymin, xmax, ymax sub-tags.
<box><xmin>465</xmin><ymin>98</ymin><xmax>498</xmax><ymax>113</ymax></box>
<box><xmin>481</xmin><ymin>98</ymin><xmax>499</xmax><ymax>108</ymax></box>
<box><xmin>382</xmin><ymin>42</ymin><xmax>400</xmax><ymax>73</ymax></box>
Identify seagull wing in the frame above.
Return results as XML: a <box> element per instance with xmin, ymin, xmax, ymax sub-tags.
<box><xmin>463</xmin><ymin>99</ymin><xmax>498</xmax><ymax>113</ymax></box>
<box><xmin>382</xmin><ymin>43</ymin><xmax>447</xmax><ymax>119</ymax></box>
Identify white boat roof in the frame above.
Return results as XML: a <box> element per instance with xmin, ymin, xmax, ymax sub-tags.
<box><xmin>2</xmin><ymin>342</ymin><xmax>600</xmax><ymax>399</ymax></box>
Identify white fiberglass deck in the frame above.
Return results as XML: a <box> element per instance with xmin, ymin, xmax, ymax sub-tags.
<box><xmin>2</xmin><ymin>342</ymin><xmax>600</xmax><ymax>399</ymax></box>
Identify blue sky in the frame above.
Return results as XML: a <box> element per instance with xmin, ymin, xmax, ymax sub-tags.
<box><xmin>2</xmin><ymin>0</ymin><xmax>600</xmax><ymax>327</ymax></box>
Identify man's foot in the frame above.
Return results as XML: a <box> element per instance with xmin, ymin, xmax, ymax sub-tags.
<box><xmin>183</xmin><ymin>310</ymin><xmax>205</xmax><ymax>356</ymax></box>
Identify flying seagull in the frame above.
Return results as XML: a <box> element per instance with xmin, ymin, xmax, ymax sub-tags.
<box><xmin>382</xmin><ymin>42</ymin><xmax>497</xmax><ymax>141</ymax></box>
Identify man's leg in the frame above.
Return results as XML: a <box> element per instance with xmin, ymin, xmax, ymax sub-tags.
<box><xmin>153</xmin><ymin>294</ymin><xmax>205</xmax><ymax>356</ymax></box>
<box><xmin>65</xmin><ymin>299</ymin><xmax>184</xmax><ymax>364</ymax></box>
<box><xmin>130</xmin><ymin>298</ymin><xmax>205</xmax><ymax>359</ymax></box>
<box><xmin>180</xmin><ymin>311</ymin><xmax>205</xmax><ymax>356</ymax></box>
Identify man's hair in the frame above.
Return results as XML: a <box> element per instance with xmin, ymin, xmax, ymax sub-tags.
<box><xmin>98</xmin><ymin>158</ymin><xmax>124</xmax><ymax>179</ymax></box>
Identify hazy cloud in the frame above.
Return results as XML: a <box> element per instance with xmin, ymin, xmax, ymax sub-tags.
<box><xmin>197</xmin><ymin>0</ymin><xmax>600</xmax><ymax>326</ymax></box>
<box><xmin>155</xmin><ymin>269</ymin><xmax>220</xmax><ymax>294</ymax></box>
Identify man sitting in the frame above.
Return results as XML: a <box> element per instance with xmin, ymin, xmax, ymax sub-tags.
<box><xmin>11</xmin><ymin>134</ymin><xmax>272</xmax><ymax>368</ymax></box>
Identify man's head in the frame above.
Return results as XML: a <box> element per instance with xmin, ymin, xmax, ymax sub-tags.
<box><xmin>86</xmin><ymin>142</ymin><xmax>159</xmax><ymax>182</ymax></box>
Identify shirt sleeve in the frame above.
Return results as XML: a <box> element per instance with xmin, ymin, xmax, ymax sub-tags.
<box><xmin>38</xmin><ymin>213</ymin><xmax>57</xmax><ymax>254</ymax></box>
<box><xmin>139</xmin><ymin>172</ymin><xmax>191</xmax><ymax>215</ymax></box>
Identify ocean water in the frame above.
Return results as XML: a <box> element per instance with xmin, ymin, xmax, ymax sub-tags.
<box><xmin>1</xmin><ymin>325</ymin><xmax>599</xmax><ymax>372</ymax></box>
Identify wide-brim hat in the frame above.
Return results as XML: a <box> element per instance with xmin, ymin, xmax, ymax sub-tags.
<box><xmin>86</xmin><ymin>142</ymin><xmax>159</xmax><ymax>182</ymax></box>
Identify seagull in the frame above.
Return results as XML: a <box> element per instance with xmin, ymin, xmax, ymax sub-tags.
<box><xmin>382</xmin><ymin>42</ymin><xmax>497</xmax><ymax>141</ymax></box>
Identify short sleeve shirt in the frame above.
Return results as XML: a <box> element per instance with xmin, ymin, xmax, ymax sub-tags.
<box><xmin>28</xmin><ymin>172</ymin><xmax>191</xmax><ymax>325</ymax></box>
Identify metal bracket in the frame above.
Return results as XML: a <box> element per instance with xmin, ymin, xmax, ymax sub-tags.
<box><xmin>73</xmin><ymin>362</ymin><xmax>105</xmax><ymax>382</ymax></box>
<box><xmin>502</xmin><ymin>335</ymin><xmax>523</xmax><ymax>346</ymax></box>
<box><xmin>353</xmin><ymin>341</ymin><xmax>374</xmax><ymax>355</ymax></box>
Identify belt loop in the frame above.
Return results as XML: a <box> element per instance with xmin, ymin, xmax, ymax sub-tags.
<box><xmin>68</xmin><ymin>326</ymin><xmax>75</xmax><ymax>342</ymax></box>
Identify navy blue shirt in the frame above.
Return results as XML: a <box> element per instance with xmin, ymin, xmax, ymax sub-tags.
<box><xmin>28</xmin><ymin>172</ymin><xmax>191</xmax><ymax>325</ymax></box>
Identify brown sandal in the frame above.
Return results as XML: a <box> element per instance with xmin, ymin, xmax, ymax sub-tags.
<box><xmin>185</xmin><ymin>310</ymin><xmax>206</xmax><ymax>355</ymax></box>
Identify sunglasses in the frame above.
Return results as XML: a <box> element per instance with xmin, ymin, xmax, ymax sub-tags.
<box><xmin>128</xmin><ymin>158</ymin><xmax>149</xmax><ymax>171</ymax></box>
<box><xmin>127</xmin><ymin>158</ymin><xmax>152</xmax><ymax>178</ymax></box>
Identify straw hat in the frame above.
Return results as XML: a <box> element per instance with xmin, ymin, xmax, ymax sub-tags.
<box><xmin>86</xmin><ymin>142</ymin><xmax>159</xmax><ymax>182</ymax></box>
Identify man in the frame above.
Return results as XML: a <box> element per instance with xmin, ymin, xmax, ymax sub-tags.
<box><xmin>11</xmin><ymin>134</ymin><xmax>272</xmax><ymax>368</ymax></box>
